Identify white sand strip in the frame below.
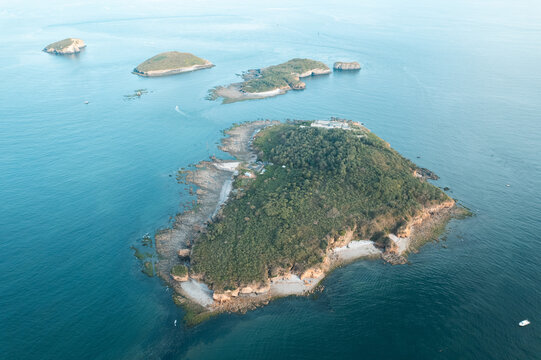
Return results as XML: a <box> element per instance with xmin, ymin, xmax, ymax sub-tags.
<box><xmin>213</xmin><ymin>161</ymin><xmax>240</xmax><ymax>171</ymax></box>
<box><xmin>180</xmin><ymin>279</ymin><xmax>214</xmax><ymax>307</ymax></box>
<box><xmin>332</xmin><ymin>240</ymin><xmax>381</xmax><ymax>261</ymax></box>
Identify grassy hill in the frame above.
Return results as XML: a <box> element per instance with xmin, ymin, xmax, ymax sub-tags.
<box><xmin>134</xmin><ymin>51</ymin><xmax>208</xmax><ymax>72</ymax></box>
<box><xmin>44</xmin><ymin>38</ymin><xmax>74</xmax><ymax>51</ymax></box>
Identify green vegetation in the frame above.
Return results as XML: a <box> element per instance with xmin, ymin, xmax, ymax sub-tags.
<box><xmin>171</xmin><ymin>264</ymin><xmax>188</xmax><ymax>277</ymax></box>
<box><xmin>131</xmin><ymin>246</ymin><xmax>153</xmax><ymax>260</ymax></box>
<box><xmin>192</xmin><ymin>122</ymin><xmax>450</xmax><ymax>290</ymax></box>
<box><xmin>241</xmin><ymin>58</ymin><xmax>329</xmax><ymax>93</ymax></box>
<box><xmin>134</xmin><ymin>51</ymin><xmax>208</xmax><ymax>72</ymax></box>
<box><xmin>44</xmin><ymin>38</ymin><xmax>74</xmax><ymax>51</ymax></box>
<box><xmin>142</xmin><ymin>261</ymin><xmax>155</xmax><ymax>277</ymax></box>
<box><xmin>173</xmin><ymin>295</ymin><xmax>218</xmax><ymax>326</ymax></box>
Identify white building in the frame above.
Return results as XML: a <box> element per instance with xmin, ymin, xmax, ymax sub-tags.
<box><xmin>310</xmin><ymin>120</ymin><xmax>350</xmax><ymax>130</ymax></box>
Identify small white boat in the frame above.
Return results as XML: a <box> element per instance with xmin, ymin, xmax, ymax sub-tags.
<box><xmin>519</xmin><ymin>320</ymin><xmax>530</xmax><ymax>327</ymax></box>
<box><xmin>174</xmin><ymin>320</ymin><xmax>177</xmax><ymax>327</ymax></box>
<box><xmin>84</xmin><ymin>101</ymin><xmax>89</xmax><ymax>104</ymax></box>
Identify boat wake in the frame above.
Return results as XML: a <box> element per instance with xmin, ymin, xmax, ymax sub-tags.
<box><xmin>174</xmin><ymin>105</ymin><xmax>187</xmax><ymax>116</ymax></box>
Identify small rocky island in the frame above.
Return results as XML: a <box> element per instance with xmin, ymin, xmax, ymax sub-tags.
<box><xmin>333</xmin><ymin>61</ymin><xmax>361</xmax><ymax>71</ymax></box>
<box><xmin>133</xmin><ymin>51</ymin><xmax>214</xmax><ymax>77</ymax></box>
<box><xmin>209</xmin><ymin>58</ymin><xmax>331</xmax><ymax>103</ymax></box>
<box><xmin>43</xmin><ymin>38</ymin><xmax>86</xmax><ymax>55</ymax></box>
<box><xmin>150</xmin><ymin>119</ymin><xmax>468</xmax><ymax>325</ymax></box>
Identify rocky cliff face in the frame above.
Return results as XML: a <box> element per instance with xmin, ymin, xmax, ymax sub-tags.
<box><xmin>333</xmin><ymin>61</ymin><xmax>361</xmax><ymax>71</ymax></box>
<box><xmin>43</xmin><ymin>38</ymin><xmax>86</xmax><ymax>55</ymax></box>
<box><xmin>397</xmin><ymin>200</ymin><xmax>456</xmax><ymax>238</ymax></box>
<box><xmin>298</xmin><ymin>68</ymin><xmax>332</xmax><ymax>77</ymax></box>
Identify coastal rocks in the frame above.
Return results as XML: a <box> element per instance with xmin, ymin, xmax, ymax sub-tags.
<box><xmin>388</xmin><ymin>234</ymin><xmax>410</xmax><ymax>254</ymax></box>
<box><xmin>300</xmin><ymin>267</ymin><xmax>325</xmax><ymax>280</ymax></box>
<box><xmin>382</xmin><ymin>252</ymin><xmax>407</xmax><ymax>265</ymax></box>
<box><xmin>212</xmin><ymin>288</ymin><xmax>240</xmax><ymax>303</ymax></box>
<box><xmin>178</xmin><ymin>249</ymin><xmax>190</xmax><ymax>259</ymax></box>
<box><xmin>330</xmin><ymin>228</ymin><xmax>356</xmax><ymax>247</ymax></box>
<box><xmin>333</xmin><ymin>61</ymin><xmax>361</xmax><ymax>71</ymax></box>
<box><xmin>254</xmin><ymin>283</ymin><xmax>271</xmax><ymax>294</ymax></box>
<box><xmin>237</xmin><ymin>283</ymin><xmax>271</xmax><ymax>296</ymax></box>
<box><xmin>291</xmin><ymin>81</ymin><xmax>306</xmax><ymax>90</ymax></box>
<box><xmin>298</xmin><ymin>68</ymin><xmax>332</xmax><ymax>77</ymax></box>
<box><xmin>43</xmin><ymin>38</ymin><xmax>86</xmax><ymax>55</ymax></box>
<box><xmin>213</xmin><ymin>292</ymin><xmax>231</xmax><ymax>303</ymax></box>
<box><xmin>397</xmin><ymin>200</ymin><xmax>455</xmax><ymax>238</ymax></box>
<box><xmin>414</xmin><ymin>167</ymin><xmax>439</xmax><ymax>181</ymax></box>
<box><xmin>382</xmin><ymin>235</ymin><xmax>408</xmax><ymax>264</ymax></box>
<box><xmin>171</xmin><ymin>273</ymin><xmax>189</xmax><ymax>282</ymax></box>
<box><xmin>240</xmin><ymin>286</ymin><xmax>254</xmax><ymax>294</ymax></box>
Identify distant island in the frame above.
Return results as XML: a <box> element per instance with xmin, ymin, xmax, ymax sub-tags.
<box><xmin>209</xmin><ymin>58</ymin><xmax>331</xmax><ymax>103</ymax></box>
<box><xmin>133</xmin><ymin>51</ymin><xmax>214</xmax><ymax>77</ymax></box>
<box><xmin>152</xmin><ymin>119</ymin><xmax>468</xmax><ymax>324</ymax></box>
<box><xmin>43</xmin><ymin>38</ymin><xmax>86</xmax><ymax>55</ymax></box>
<box><xmin>333</xmin><ymin>61</ymin><xmax>361</xmax><ymax>71</ymax></box>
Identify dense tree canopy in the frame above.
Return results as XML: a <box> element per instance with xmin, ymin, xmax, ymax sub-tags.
<box><xmin>191</xmin><ymin>123</ymin><xmax>449</xmax><ymax>290</ymax></box>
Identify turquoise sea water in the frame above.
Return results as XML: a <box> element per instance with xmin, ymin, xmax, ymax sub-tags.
<box><xmin>1</xmin><ymin>0</ymin><xmax>540</xmax><ymax>359</ymax></box>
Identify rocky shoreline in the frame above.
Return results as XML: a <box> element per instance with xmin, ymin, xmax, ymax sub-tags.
<box><xmin>154</xmin><ymin>121</ymin><xmax>462</xmax><ymax>323</ymax></box>
<box><xmin>154</xmin><ymin>121</ymin><xmax>279</xmax><ymax>312</ymax></box>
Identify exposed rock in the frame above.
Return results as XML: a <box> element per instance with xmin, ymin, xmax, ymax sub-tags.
<box><xmin>240</xmin><ymin>286</ymin><xmax>254</xmax><ymax>294</ymax></box>
<box><xmin>43</xmin><ymin>38</ymin><xmax>86</xmax><ymax>55</ymax></box>
<box><xmin>382</xmin><ymin>252</ymin><xmax>407</xmax><ymax>265</ymax></box>
<box><xmin>397</xmin><ymin>200</ymin><xmax>455</xmax><ymax>238</ymax></box>
<box><xmin>291</xmin><ymin>81</ymin><xmax>306</xmax><ymax>90</ymax></box>
<box><xmin>298</xmin><ymin>68</ymin><xmax>332</xmax><ymax>77</ymax></box>
<box><xmin>178</xmin><ymin>249</ymin><xmax>190</xmax><ymax>259</ymax></box>
<box><xmin>333</xmin><ymin>61</ymin><xmax>361</xmax><ymax>71</ymax></box>
<box><xmin>254</xmin><ymin>283</ymin><xmax>271</xmax><ymax>294</ymax></box>
<box><xmin>300</xmin><ymin>267</ymin><xmax>324</xmax><ymax>280</ymax></box>
<box><xmin>414</xmin><ymin>168</ymin><xmax>439</xmax><ymax>181</ymax></box>
<box><xmin>171</xmin><ymin>273</ymin><xmax>189</xmax><ymax>282</ymax></box>
<box><xmin>213</xmin><ymin>292</ymin><xmax>231</xmax><ymax>303</ymax></box>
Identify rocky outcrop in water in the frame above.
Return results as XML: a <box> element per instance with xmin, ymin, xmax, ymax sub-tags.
<box><xmin>43</xmin><ymin>38</ymin><xmax>86</xmax><ymax>55</ymax></box>
<box><xmin>333</xmin><ymin>61</ymin><xmax>361</xmax><ymax>71</ymax></box>
<box><xmin>414</xmin><ymin>167</ymin><xmax>440</xmax><ymax>181</ymax></box>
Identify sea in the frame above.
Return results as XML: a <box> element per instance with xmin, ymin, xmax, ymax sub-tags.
<box><xmin>1</xmin><ymin>0</ymin><xmax>540</xmax><ymax>359</ymax></box>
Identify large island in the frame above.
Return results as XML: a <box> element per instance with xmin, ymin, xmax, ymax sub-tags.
<box><xmin>209</xmin><ymin>58</ymin><xmax>331</xmax><ymax>103</ymax></box>
<box><xmin>154</xmin><ymin>119</ymin><xmax>466</xmax><ymax>324</ymax></box>
<box><xmin>133</xmin><ymin>51</ymin><xmax>214</xmax><ymax>77</ymax></box>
